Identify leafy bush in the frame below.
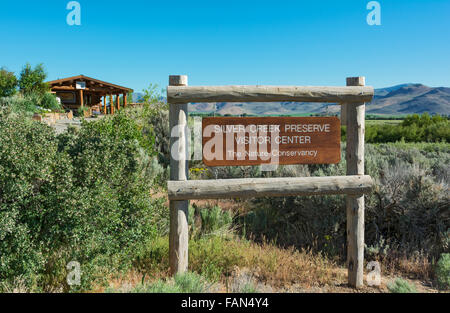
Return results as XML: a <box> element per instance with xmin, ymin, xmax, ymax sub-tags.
<box><xmin>0</xmin><ymin>67</ymin><xmax>18</xmax><ymax>97</ymax></box>
<box><xmin>0</xmin><ymin>109</ymin><xmax>164</xmax><ymax>292</ymax></box>
<box><xmin>39</xmin><ymin>92</ymin><xmax>62</xmax><ymax>111</ymax></box>
<box><xmin>199</xmin><ymin>206</ymin><xmax>233</xmax><ymax>236</ymax></box>
<box><xmin>190</xmin><ymin>237</ymin><xmax>245</xmax><ymax>282</ymax></box>
<box><xmin>364</xmin><ymin>114</ymin><xmax>449</xmax><ymax>143</ymax></box>
<box><xmin>0</xmin><ymin>92</ymin><xmax>62</xmax><ymax>114</ymax></box>
<box><xmin>113</xmin><ymin>103</ymin><xmax>169</xmax><ymax>169</ymax></box>
<box><xmin>435</xmin><ymin>253</ymin><xmax>450</xmax><ymax>290</ymax></box>
<box><xmin>18</xmin><ymin>63</ymin><xmax>49</xmax><ymax>96</ymax></box>
<box><xmin>387</xmin><ymin>278</ymin><xmax>417</xmax><ymax>293</ymax></box>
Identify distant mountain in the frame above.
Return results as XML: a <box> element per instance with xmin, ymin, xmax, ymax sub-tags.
<box><xmin>188</xmin><ymin>84</ymin><xmax>450</xmax><ymax>116</ymax></box>
<box><xmin>131</xmin><ymin>93</ymin><xmax>167</xmax><ymax>104</ymax></box>
<box><xmin>368</xmin><ymin>84</ymin><xmax>450</xmax><ymax>115</ymax></box>
<box><xmin>131</xmin><ymin>92</ymin><xmax>144</xmax><ymax>103</ymax></box>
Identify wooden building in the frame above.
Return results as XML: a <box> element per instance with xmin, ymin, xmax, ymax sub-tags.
<box><xmin>47</xmin><ymin>75</ymin><xmax>133</xmax><ymax>115</ymax></box>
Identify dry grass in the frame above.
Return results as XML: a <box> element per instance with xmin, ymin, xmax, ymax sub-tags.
<box><xmin>188</xmin><ymin>236</ymin><xmax>344</xmax><ymax>289</ymax></box>
<box><xmin>375</xmin><ymin>251</ymin><xmax>434</xmax><ymax>281</ymax></box>
<box><xmin>94</xmin><ymin>235</ymin><xmax>443</xmax><ymax>293</ymax></box>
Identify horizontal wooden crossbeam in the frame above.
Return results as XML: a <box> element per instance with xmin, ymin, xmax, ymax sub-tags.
<box><xmin>167</xmin><ymin>85</ymin><xmax>374</xmax><ymax>104</ymax></box>
<box><xmin>168</xmin><ymin>175</ymin><xmax>373</xmax><ymax>200</ymax></box>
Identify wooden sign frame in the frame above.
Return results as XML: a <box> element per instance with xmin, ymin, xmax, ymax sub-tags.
<box><xmin>167</xmin><ymin>75</ymin><xmax>373</xmax><ymax>288</ymax></box>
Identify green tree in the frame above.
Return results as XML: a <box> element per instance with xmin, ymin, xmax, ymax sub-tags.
<box><xmin>139</xmin><ymin>83</ymin><xmax>164</xmax><ymax>104</ymax></box>
<box><xmin>0</xmin><ymin>67</ymin><xmax>18</xmax><ymax>97</ymax></box>
<box><xmin>18</xmin><ymin>63</ymin><xmax>49</xmax><ymax>96</ymax></box>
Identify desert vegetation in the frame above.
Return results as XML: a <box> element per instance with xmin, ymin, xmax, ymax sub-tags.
<box><xmin>0</xmin><ymin>74</ymin><xmax>448</xmax><ymax>293</ymax></box>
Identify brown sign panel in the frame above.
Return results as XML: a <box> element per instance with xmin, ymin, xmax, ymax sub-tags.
<box><xmin>202</xmin><ymin>116</ymin><xmax>341</xmax><ymax>166</ymax></box>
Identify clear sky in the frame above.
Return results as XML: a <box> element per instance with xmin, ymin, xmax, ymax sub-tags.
<box><xmin>0</xmin><ymin>0</ymin><xmax>449</xmax><ymax>92</ymax></box>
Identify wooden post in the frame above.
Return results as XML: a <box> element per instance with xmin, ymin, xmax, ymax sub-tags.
<box><xmin>103</xmin><ymin>96</ymin><xmax>107</xmax><ymax>115</ymax></box>
<box><xmin>123</xmin><ymin>93</ymin><xmax>127</xmax><ymax>108</ymax></box>
<box><xmin>342</xmin><ymin>77</ymin><xmax>365</xmax><ymax>124</ymax></box>
<box><xmin>110</xmin><ymin>94</ymin><xmax>114</xmax><ymax>115</ymax></box>
<box><xmin>79</xmin><ymin>89</ymin><xmax>84</xmax><ymax>108</ymax></box>
<box><xmin>168</xmin><ymin>75</ymin><xmax>189</xmax><ymax>275</ymax></box>
<box><xmin>116</xmin><ymin>94</ymin><xmax>120</xmax><ymax>111</ymax></box>
<box><xmin>346</xmin><ymin>76</ymin><xmax>366</xmax><ymax>288</ymax></box>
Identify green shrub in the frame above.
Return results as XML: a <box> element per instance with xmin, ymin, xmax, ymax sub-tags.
<box><xmin>76</xmin><ymin>106</ymin><xmax>89</xmax><ymax>117</ymax></box>
<box><xmin>132</xmin><ymin>236</ymin><xmax>170</xmax><ymax>280</ymax></box>
<box><xmin>0</xmin><ymin>92</ymin><xmax>62</xmax><ymax>114</ymax></box>
<box><xmin>39</xmin><ymin>92</ymin><xmax>62</xmax><ymax>111</ymax></box>
<box><xmin>199</xmin><ymin>206</ymin><xmax>233</xmax><ymax>236</ymax></box>
<box><xmin>18</xmin><ymin>63</ymin><xmax>49</xmax><ymax>96</ymax></box>
<box><xmin>189</xmin><ymin>237</ymin><xmax>245</xmax><ymax>282</ymax></box>
<box><xmin>0</xmin><ymin>67</ymin><xmax>18</xmax><ymax>97</ymax></box>
<box><xmin>174</xmin><ymin>272</ymin><xmax>211</xmax><ymax>293</ymax></box>
<box><xmin>366</xmin><ymin>114</ymin><xmax>449</xmax><ymax>143</ymax></box>
<box><xmin>387</xmin><ymin>278</ymin><xmax>417</xmax><ymax>293</ymax></box>
<box><xmin>0</xmin><ymin>94</ymin><xmax>38</xmax><ymax>114</ymax></box>
<box><xmin>188</xmin><ymin>205</ymin><xmax>234</xmax><ymax>239</ymax></box>
<box><xmin>126</xmin><ymin>102</ymin><xmax>170</xmax><ymax>168</ymax></box>
<box><xmin>435</xmin><ymin>253</ymin><xmax>450</xmax><ymax>290</ymax></box>
<box><xmin>0</xmin><ymin>109</ymin><xmax>162</xmax><ymax>292</ymax></box>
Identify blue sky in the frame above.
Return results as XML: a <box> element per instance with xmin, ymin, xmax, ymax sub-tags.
<box><xmin>0</xmin><ymin>0</ymin><xmax>449</xmax><ymax>92</ymax></box>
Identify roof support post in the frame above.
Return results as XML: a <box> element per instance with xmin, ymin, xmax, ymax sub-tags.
<box><xmin>103</xmin><ymin>96</ymin><xmax>107</xmax><ymax>115</ymax></box>
<box><xmin>110</xmin><ymin>94</ymin><xmax>114</xmax><ymax>115</ymax></box>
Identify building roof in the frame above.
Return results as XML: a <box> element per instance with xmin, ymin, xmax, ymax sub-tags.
<box><xmin>47</xmin><ymin>75</ymin><xmax>134</xmax><ymax>93</ymax></box>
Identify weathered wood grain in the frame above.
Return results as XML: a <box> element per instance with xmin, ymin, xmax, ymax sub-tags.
<box><xmin>167</xmin><ymin>85</ymin><xmax>374</xmax><ymax>104</ymax></box>
<box><xmin>346</xmin><ymin>77</ymin><xmax>366</xmax><ymax>289</ymax></box>
<box><xmin>168</xmin><ymin>175</ymin><xmax>373</xmax><ymax>200</ymax></box>
<box><xmin>168</xmin><ymin>75</ymin><xmax>189</xmax><ymax>275</ymax></box>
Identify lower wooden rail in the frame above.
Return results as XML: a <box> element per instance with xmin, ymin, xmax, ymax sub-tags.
<box><xmin>168</xmin><ymin>175</ymin><xmax>373</xmax><ymax>200</ymax></box>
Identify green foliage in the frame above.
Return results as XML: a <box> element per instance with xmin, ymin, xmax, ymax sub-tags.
<box><xmin>139</xmin><ymin>83</ymin><xmax>165</xmax><ymax>104</ymax></box>
<box><xmin>220</xmin><ymin>142</ymin><xmax>450</xmax><ymax>266</ymax></box>
<box><xmin>39</xmin><ymin>92</ymin><xmax>62</xmax><ymax>111</ymax></box>
<box><xmin>190</xmin><ymin>236</ymin><xmax>245</xmax><ymax>282</ymax></box>
<box><xmin>173</xmin><ymin>272</ymin><xmax>211</xmax><ymax>293</ymax></box>
<box><xmin>132</xmin><ymin>234</ymin><xmax>170</xmax><ymax>279</ymax></box>
<box><xmin>199</xmin><ymin>206</ymin><xmax>233</xmax><ymax>236</ymax></box>
<box><xmin>0</xmin><ymin>109</ymin><xmax>163</xmax><ymax>292</ymax></box>
<box><xmin>188</xmin><ymin>204</ymin><xmax>234</xmax><ymax>239</ymax></box>
<box><xmin>123</xmin><ymin>102</ymin><xmax>170</xmax><ymax>168</ymax></box>
<box><xmin>387</xmin><ymin>278</ymin><xmax>417</xmax><ymax>293</ymax></box>
<box><xmin>363</xmin><ymin>113</ymin><xmax>449</xmax><ymax>143</ymax></box>
<box><xmin>0</xmin><ymin>94</ymin><xmax>39</xmax><ymax>115</ymax></box>
<box><xmin>0</xmin><ymin>92</ymin><xmax>62</xmax><ymax>114</ymax></box>
<box><xmin>18</xmin><ymin>63</ymin><xmax>49</xmax><ymax>96</ymax></box>
<box><xmin>435</xmin><ymin>253</ymin><xmax>450</xmax><ymax>290</ymax></box>
<box><xmin>0</xmin><ymin>67</ymin><xmax>18</xmax><ymax>97</ymax></box>
<box><xmin>79</xmin><ymin>110</ymin><xmax>156</xmax><ymax>158</ymax></box>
